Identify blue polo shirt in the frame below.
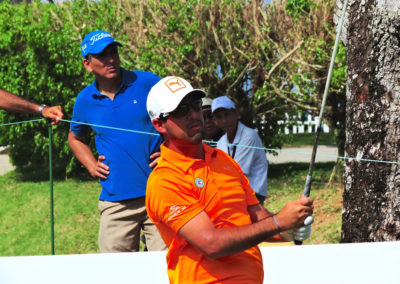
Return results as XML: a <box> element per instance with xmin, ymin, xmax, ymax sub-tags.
<box><xmin>70</xmin><ymin>69</ymin><xmax>162</xmax><ymax>201</ymax></box>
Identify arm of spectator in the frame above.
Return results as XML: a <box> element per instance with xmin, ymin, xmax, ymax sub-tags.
<box><xmin>0</xmin><ymin>88</ymin><xmax>64</xmax><ymax>124</ymax></box>
<box><xmin>149</xmin><ymin>151</ymin><xmax>161</xmax><ymax>168</ymax></box>
<box><xmin>41</xmin><ymin>105</ymin><xmax>64</xmax><ymax>124</ymax></box>
<box><xmin>68</xmin><ymin>130</ymin><xmax>109</xmax><ymax>179</ymax></box>
<box><xmin>0</xmin><ymin>88</ymin><xmax>39</xmax><ymax>113</ymax></box>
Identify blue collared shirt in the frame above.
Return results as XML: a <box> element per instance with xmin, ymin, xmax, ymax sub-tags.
<box><xmin>70</xmin><ymin>69</ymin><xmax>162</xmax><ymax>201</ymax></box>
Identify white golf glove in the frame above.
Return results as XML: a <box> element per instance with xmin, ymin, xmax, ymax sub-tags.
<box><xmin>281</xmin><ymin>216</ymin><xmax>314</xmax><ymax>242</ymax></box>
<box><xmin>294</xmin><ymin>215</ymin><xmax>313</xmax><ymax>241</ymax></box>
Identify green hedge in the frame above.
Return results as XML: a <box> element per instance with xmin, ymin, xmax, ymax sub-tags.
<box><xmin>0</xmin><ymin>0</ymin><xmax>131</xmax><ymax>178</ymax></box>
<box><xmin>0</xmin><ymin>0</ymin><xmax>343</xmax><ymax>179</ymax></box>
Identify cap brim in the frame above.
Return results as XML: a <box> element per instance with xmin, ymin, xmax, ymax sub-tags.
<box><xmin>160</xmin><ymin>89</ymin><xmax>206</xmax><ymax>115</ymax></box>
<box><xmin>189</xmin><ymin>90</ymin><xmax>206</xmax><ymax>99</ymax></box>
<box><xmin>89</xmin><ymin>41</ymin><xmax>122</xmax><ymax>55</ymax></box>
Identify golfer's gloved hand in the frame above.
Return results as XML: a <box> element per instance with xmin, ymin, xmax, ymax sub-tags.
<box><xmin>294</xmin><ymin>215</ymin><xmax>313</xmax><ymax>242</ymax></box>
<box><xmin>280</xmin><ymin>215</ymin><xmax>314</xmax><ymax>242</ymax></box>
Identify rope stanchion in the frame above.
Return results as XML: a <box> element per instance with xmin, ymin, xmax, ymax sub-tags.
<box><xmin>0</xmin><ymin>110</ymin><xmax>399</xmax><ymax>254</ymax></box>
<box><xmin>59</xmin><ymin>118</ymin><xmax>400</xmax><ymax>165</ymax></box>
<box><xmin>48</xmin><ymin>120</ymin><xmax>55</xmax><ymax>255</ymax></box>
<box><xmin>59</xmin><ymin>119</ymin><xmax>160</xmax><ymax>136</ymax></box>
<box><xmin>0</xmin><ymin>118</ymin><xmax>44</xmax><ymax>127</ymax></box>
<box><xmin>1</xmin><ymin>117</ymin><xmax>399</xmax><ymax>167</ymax></box>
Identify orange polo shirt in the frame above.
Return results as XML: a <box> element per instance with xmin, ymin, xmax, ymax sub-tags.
<box><xmin>146</xmin><ymin>143</ymin><xmax>263</xmax><ymax>284</ymax></box>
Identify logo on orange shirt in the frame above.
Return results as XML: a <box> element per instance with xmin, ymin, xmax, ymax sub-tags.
<box><xmin>167</xmin><ymin>205</ymin><xmax>187</xmax><ymax>221</ymax></box>
<box><xmin>195</xmin><ymin>178</ymin><xmax>205</xmax><ymax>188</ymax></box>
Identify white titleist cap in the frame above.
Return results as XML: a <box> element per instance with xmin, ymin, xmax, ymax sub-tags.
<box><xmin>147</xmin><ymin>76</ymin><xmax>205</xmax><ymax>120</ymax></box>
<box><xmin>202</xmin><ymin>97</ymin><xmax>213</xmax><ymax>109</ymax></box>
<box><xmin>211</xmin><ymin>95</ymin><xmax>236</xmax><ymax>113</ymax></box>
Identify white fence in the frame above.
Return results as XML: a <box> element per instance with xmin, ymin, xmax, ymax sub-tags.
<box><xmin>279</xmin><ymin>114</ymin><xmax>330</xmax><ymax>135</ymax></box>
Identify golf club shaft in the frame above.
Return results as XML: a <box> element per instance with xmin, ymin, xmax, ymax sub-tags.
<box><xmin>294</xmin><ymin>0</ymin><xmax>348</xmax><ymax>245</ymax></box>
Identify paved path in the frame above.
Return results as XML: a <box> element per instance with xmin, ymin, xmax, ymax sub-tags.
<box><xmin>0</xmin><ymin>154</ymin><xmax>14</xmax><ymax>175</ymax></box>
<box><xmin>0</xmin><ymin>145</ymin><xmax>338</xmax><ymax>176</ymax></box>
<box><xmin>268</xmin><ymin>145</ymin><xmax>338</xmax><ymax>164</ymax></box>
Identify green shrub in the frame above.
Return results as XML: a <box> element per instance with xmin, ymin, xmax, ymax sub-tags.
<box><xmin>0</xmin><ymin>0</ymin><xmax>128</xmax><ymax>179</ymax></box>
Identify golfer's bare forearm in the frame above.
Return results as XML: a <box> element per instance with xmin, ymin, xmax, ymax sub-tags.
<box><xmin>180</xmin><ymin>211</ymin><xmax>280</xmax><ymax>260</ymax></box>
<box><xmin>205</xmin><ymin>216</ymin><xmax>280</xmax><ymax>259</ymax></box>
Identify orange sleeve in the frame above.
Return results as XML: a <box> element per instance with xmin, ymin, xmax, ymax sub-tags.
<box><xmin>219</xmin><ymin>151</ymin><xmax>260</xmax><ymax>207</ymax></box>
<box><xmin>241</xmin><ymin>172</ymin><xmax>260</xmax><ymax>206</ymax></box>
<box><xmin>147</xmin><ymin>168</ymin><xmax>205</xmax><ymax>233</ymax></box>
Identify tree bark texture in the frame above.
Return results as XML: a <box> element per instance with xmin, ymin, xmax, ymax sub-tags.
<box><xmin>341</xmin><ymin>0</ymin><xmax>400</xmax><ymax>242</ymax></box>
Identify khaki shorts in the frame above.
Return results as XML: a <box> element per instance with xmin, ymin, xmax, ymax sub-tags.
<box><xmin>98</xmin><ymin>197</ymin><xmax>166</xmax><ymax>253</ymax></box>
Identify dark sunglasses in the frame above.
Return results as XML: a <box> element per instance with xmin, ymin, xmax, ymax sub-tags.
<box><xmin>169</xmin><ymin>99</ymin><xmax>203</xmax><ymax>118</ymax></box>
<box><xmin>92</xmin><ymin>45</ymin><xmax>119</xmax><ymax>60</ymax></box>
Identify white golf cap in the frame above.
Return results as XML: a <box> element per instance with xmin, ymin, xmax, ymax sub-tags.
<box><xmin>211</xmin><ymin>95</ymin><xmax>236</xmax><ymax>113</ymax></box>
<box><xmin>201</xmin><ymin>97</ymin><xmax>213</xmax><ymax>109</ymax></box>
<box><xmin>147</xmin><ymin>76</ymin><xmax>206</xmax><ymax>120</ymax></box>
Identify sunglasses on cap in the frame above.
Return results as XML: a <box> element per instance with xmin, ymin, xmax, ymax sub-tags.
<box><xmin>90</xmin><ymin>44</ymin><xmax>119</xmax><ymax>60</ymax></box>
<box><xmin>163</xmin><ymin>98</ymin><xmax>203</xmax><ymax>119</ymax></box>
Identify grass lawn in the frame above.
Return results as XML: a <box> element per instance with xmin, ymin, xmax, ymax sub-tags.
<box><xmin>284</xmin><ymin>132</ymin><xmax>336</xmax><ymax>147</ymax></box>
<box><xmin>0</xmin><ymin>172</ymin><xmax>99</xmax><ymax>256</ymax></box>
<box><xmin>0</xmin><ymin>158</ymin><xmax>342</xmax><ymax>256</ymax></box>
<box><xmin>266</xmin><ymin>162</ymin><xmax>343</xmax><ymax>244</ymax></box>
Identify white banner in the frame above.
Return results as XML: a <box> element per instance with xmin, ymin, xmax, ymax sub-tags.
<box><xmin>0</xmin><ymin>241</ymin><xmax>398</xmax><ymax>284</ymax></box>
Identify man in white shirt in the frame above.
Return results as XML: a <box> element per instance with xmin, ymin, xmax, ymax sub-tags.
<box><xmin>212</xmin><ymin>96</ymin><xmax>268</xmax><ymax>204</ymax></box>
<box><xmin>201</xmin><ymin>97</ymin><xmax>223</xmax><ymax>147</ymax></box>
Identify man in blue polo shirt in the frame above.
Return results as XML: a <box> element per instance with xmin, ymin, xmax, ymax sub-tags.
<box><xmin>68</xmin><ymin>30</ymin><xmax>166</xmax><ymax>252</ymax></box>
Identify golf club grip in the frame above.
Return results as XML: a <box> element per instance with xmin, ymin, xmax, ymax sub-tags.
<box><xmin>295</xmin><ymin>180</ymin><xmax>311</xmax><ymax>246</ymax></box>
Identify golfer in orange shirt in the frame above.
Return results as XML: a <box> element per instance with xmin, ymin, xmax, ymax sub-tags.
<box><xmin>146</xmin><ymin>76</ymin><xmax>314</xmax><ymax>284</ymax></box>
